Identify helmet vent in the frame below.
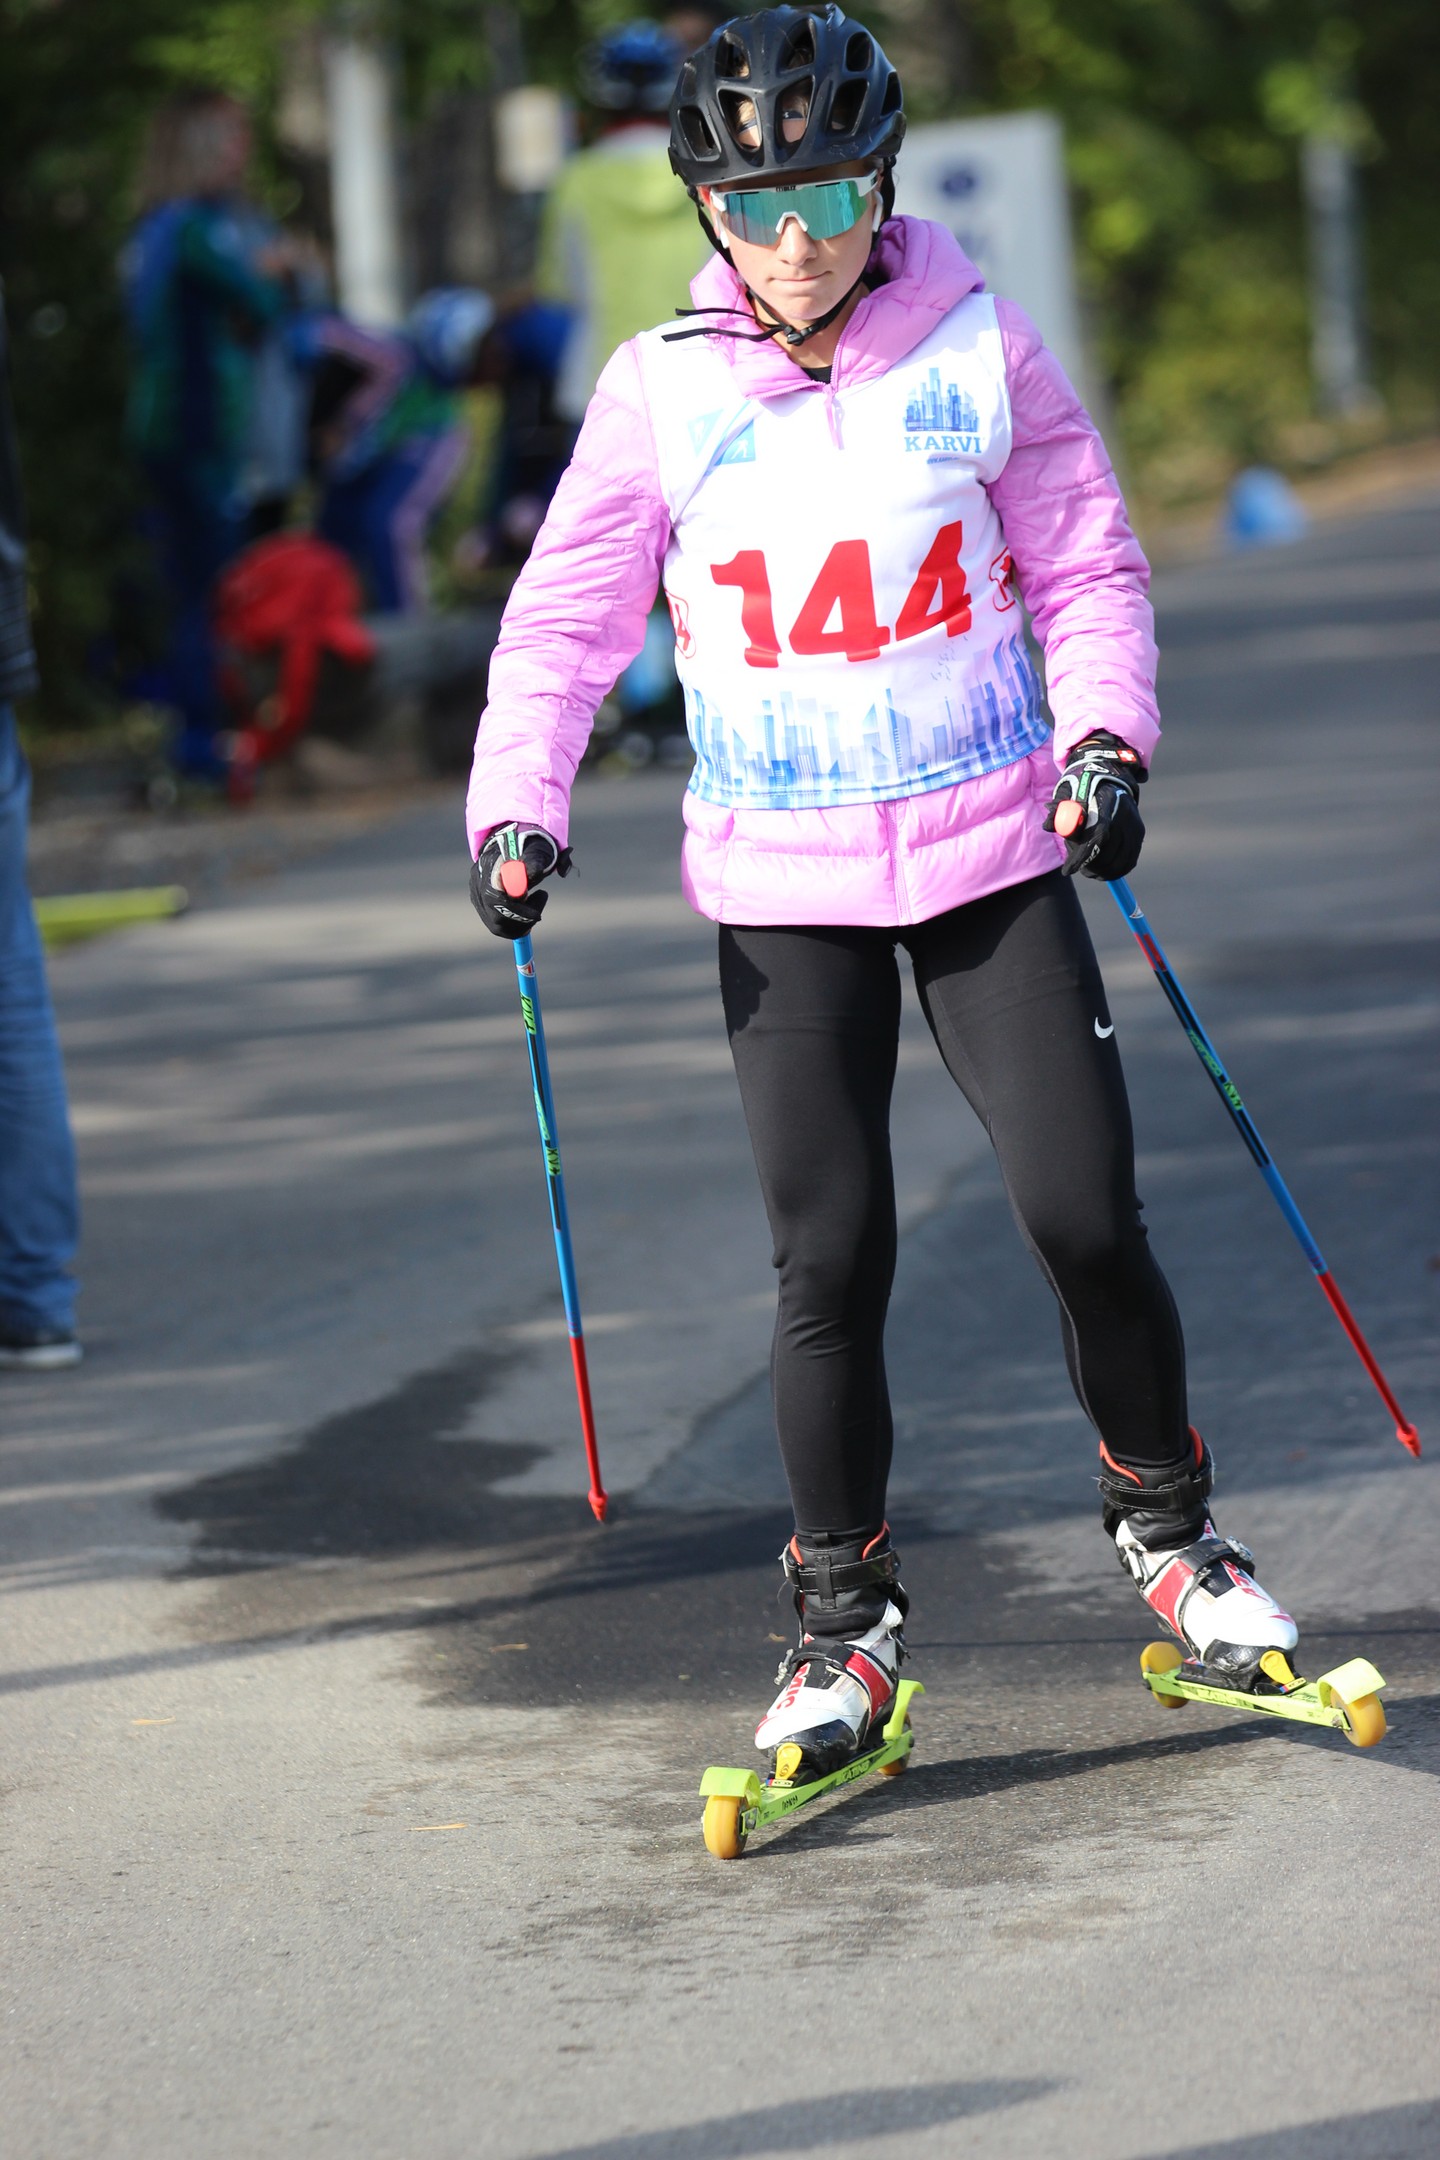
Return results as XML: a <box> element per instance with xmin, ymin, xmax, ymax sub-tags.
<box><xmin>718</xmin><ymin>86</ymin><xmax>763</xmax><ymax>151</ymax></box>
<box><xmin>844</xmin><ymin>32</ymin><xmax>873</xmax><ymax>73</ymax></box>
<box><xmin>714</xmin><ymin>31</ymin><xmax>750</xmax><ymax>80</ymax></box>
<box><xmin>676</xmin><ymin>105</ymin><xmax>720</xmax><ymax>160</ymax></box>
<box><xmin>778</xmin><ymin>79</ymin><xmax>814</xmax><ymax>143</ymax></box>
<box><xmin>881</xmin><ymin>70</ymin><xmax>902</xmax><ymax>114</ymax></box>
<box><xmin>778</xmin><ymin>21</ymin><xmax>817</xmax><ymax>71</ymax></box>
<box><xmin>829</xmin><ymin>78</ymin><xmax>866</xmax><ymax>133</ymax></box>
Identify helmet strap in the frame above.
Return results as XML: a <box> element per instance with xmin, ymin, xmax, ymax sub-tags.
<box><xmin>743</xmin><ymin>260</ymin><xmax>873</xmax><ymax>349</ymax></box>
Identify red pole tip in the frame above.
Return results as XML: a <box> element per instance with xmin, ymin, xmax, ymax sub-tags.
<box><xmin>589</xmin><ymin>1489</ymin><xmax>609</xmax><ymax>1523</ymax></box>
<box><xmin>1398</xmin><ymin>1424</ymin><xmax>1422</xmax><ymax>1459</ymax></box>
<box><xmin>1053</xmin><ymin>800</ymin><xmax>1084</xmax><ymax>838</ymax></box>
<box><xmin>498</xmin><ymin>859</ymin><xmax>530</xmax><ymax>898</ymax></box>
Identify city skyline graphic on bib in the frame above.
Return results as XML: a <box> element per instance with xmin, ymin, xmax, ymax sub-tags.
<box><xmin>904</xmin><ymin>367</ymin><xmax>980</xmax><ymax>453</ymax></box>
<box><xmin>684</xmin><ymin>631</ymin><xmax>1045</xmax><ymax>810</ymax></box>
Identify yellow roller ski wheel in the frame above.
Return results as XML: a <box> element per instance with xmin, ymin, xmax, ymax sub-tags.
<box><xmin>702</xmin><ymin>1794</ymin><xmax>747</xmax><ymax>1859</ymax></box>
<box><xmin>878</xmin><ymin>1721</ymin><xmax>910</xmax><ymax>1776</ymax></box>
<box><xmin>1336</xmin><ymin>1690</ymin><xmax>1387</xmax><ymax>1750</ymax></box>
<box><xmin>1141</xmin><ymin>1639</ymin><xmax>1187</xmax><ymax>1708</ymax></box>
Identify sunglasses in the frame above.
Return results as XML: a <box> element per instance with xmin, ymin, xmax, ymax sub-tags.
<box><xmin>709</xmin><ymin>170</ymin><xmax>881</xmax><ymax>249</ymax></box>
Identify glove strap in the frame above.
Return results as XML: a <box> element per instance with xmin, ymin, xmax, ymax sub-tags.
<box><xmin>490</xmin><ymin>824</ymin><xmax>573</xmax><ymax>882</ymax></box>
<box><xmin>1065</xmin><ymin>733</ymin><xmax>1148</xmax><ymax>796</ymax></box>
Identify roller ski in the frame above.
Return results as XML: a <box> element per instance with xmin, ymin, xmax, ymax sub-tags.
<box><xmin>1103</xmin><ymin>1430</ymin><xmax>1387</xmax><ymax>1749</ymax></box>
<box><xmin>700</xmin><ymin>1529</ymin><xmax>922</xmax><ymax>1858</ymax></box>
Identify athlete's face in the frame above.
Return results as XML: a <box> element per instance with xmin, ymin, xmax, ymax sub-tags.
<box><xmin>700</xmin><ymin>159</ymin><xmax>879</xmax><ymax>329</ymax></box>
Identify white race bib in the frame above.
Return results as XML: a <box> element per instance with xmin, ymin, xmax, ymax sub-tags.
<box><xmin>636</xmin><ymin>293</ymin><xmax>1045</xmax><ymax>811</ymax></box>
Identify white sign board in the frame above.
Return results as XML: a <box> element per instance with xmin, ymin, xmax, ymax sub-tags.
<box><xmin>893</xmin><ymin>111</ymin><xmax>1086</xmax><ymax>396</ymax></box>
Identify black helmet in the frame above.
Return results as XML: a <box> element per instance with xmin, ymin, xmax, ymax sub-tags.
<box><xmin>669</xmin><ymin>6</ymin><xmax>904</xmax><ymax>188</ymax></box>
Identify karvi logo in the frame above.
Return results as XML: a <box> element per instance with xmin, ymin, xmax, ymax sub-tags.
<box><xmin>904</xmin><ymin>366</ymin><xmax>980</xmax><ymax>456</ymax></box>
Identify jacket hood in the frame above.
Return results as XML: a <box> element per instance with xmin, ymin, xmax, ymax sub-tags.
<box><xmin>683</xmin><ymin>215</ymin><xmax>985</xmax><ymax>399</ymax></box>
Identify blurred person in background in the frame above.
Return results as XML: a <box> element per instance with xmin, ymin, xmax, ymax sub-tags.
<box><xmin>121</xmin><ymin>89</ymin><xmax>309</xmax><ymax>778</ymax></box>
<box><xmin>537</xmin><ymin>21</ymin><xmax>706</xmax><ymax>425</ymax></box>
<box><xmin>306</xmin><ymin>287</ymin><xmax>495</xmax><ymax>615</ymax></box>
<box><xmin>538</xmin><ymin>21</ymin><xmax>709</xmax><ymax>750</ymax></box>
<box><xmin>0</xmin><ymin>288</ymin><xmax>80</xmax><ymax>1370</ymax></box>
<box><xmin>454</xmin><ymin>294</ymin><xmax>576</xmax><ymax>572</ymax></box>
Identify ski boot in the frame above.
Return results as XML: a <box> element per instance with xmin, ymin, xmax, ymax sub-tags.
<box><xmin>754</xmin><ymin>1527</ymin><xmax>908</xmax><ymax>1784</ymax></box>
<box><xmin>699</xmin><ymin>1527</ymin><xmax>922</xmax><ymax>1857</ymax></box>
<box><xmin>1101</xmin><ymin>1429</ymin><xmax>1388</xmax><ymax>1746</ymax></box>
<box><xmin>1100</xmin><ymin>1428</ymin><xmax>1298</xmax><ymax>1687</ymax></box>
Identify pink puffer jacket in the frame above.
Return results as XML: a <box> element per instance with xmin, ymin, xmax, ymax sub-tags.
<box><xmin>467</xmin><ymin>216</ymin><xmax>1159</xmax><ymax>927</ymax></box>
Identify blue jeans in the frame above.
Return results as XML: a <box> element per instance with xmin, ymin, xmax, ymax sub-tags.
<box><xmin>0</xmin><ymin>704</ymin><xmax>79</xmax><ymax>1331</ymax></box>
<box><xmin>141</xmin><ymin>461</ymin><xmax>247</xmax><ymax>777</ymax></box>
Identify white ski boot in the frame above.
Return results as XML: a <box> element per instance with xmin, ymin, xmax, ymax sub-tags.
<box><xmin>1100</xmin><ymin>1429</ymin><xmax>1298</xmax><ymax>1688</ymax></box>
<box><xmin>755</xmin><ymin>1528</ymin><xmax>907</xmax><ymax>1782</ymax></box>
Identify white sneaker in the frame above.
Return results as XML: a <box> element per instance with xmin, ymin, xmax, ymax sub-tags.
<box><xmin>0</xmin><ymin>1324</ymin><xmax>82</xmax><ymax>1372</ymax></box>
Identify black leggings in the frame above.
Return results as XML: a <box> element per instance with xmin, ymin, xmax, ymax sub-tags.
<box><xmin>720</xmin><ymin>871</ymin><xmax>1188</xmax><ymax>1537</ymax></box>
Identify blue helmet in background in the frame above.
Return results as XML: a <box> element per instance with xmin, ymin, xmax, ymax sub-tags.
<box><xmin>407</xmin><ymin>287</ymin><xmax>497</xmax><ymax>384</ymax></box>
<box><xmin>580</xmin><ymin>21</ymin><xmax>685</xmax><ymax>114</ymax></box>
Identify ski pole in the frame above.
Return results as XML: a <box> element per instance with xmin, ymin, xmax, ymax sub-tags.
<box><xmin>500</xmin><ymin>857</ymin><xmax>608</xmax><ymax>1521</ymax></box>
<box><xmin>1101</xmin><ymin>874</ymin><xmax>1420</xmax><ymax>1458</ymax></box>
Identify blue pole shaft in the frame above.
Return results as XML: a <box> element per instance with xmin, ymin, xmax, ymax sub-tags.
<box><xmin>513</xmin><ymin>935</ymin><xmax>581</xmax><ymax>1325</ymax></box>
<box><xmin>1107</xmin><ymin>878</ymin><xmax>1419</xmax><ymax>1456</ymax></box>
<box><xmin>511</xmin><ymin>934</ymin><xmax>608</xmax><ymax>1517</ymax></box>
<box><xmin>1108</xmin><ymin>880</ymin><xmax>1326</xmax><ymax>1269</ymax></box>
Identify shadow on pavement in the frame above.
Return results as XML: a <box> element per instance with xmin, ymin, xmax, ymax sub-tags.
<box><xmin>740</xmin><ymin>1720</ymin><xmax>1279</xmax><ymax>1859</ymax></box>
<box><xmin>1145</xmin><ymin>2098</ymin><xmax>1440</xmax><ymax>2158</ymax></box>
<box><xmin>526</xmin><ymin>2080</ymin><xmax>1057</xmax><ymax>2160</ymax></box>
<box><xmin>153</xmin><ymin>1341</ymin><xmax>560</xmax><ymax>1562</ymax></box>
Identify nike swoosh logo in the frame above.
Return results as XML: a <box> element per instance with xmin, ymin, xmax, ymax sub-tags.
<box><xmin>1094</xmin><ymin>1019</ymin><xmax>1115</xmax><ymax>1039</ymax></box>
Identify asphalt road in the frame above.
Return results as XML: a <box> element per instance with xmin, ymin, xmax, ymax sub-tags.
<box><xmin>4</xmin><ymin>499</ymin><xmax>1439</xmax><ymax>2160</ymax></box>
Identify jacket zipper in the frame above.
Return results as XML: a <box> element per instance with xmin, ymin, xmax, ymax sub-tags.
<box><xmin>886</xmin><ymin>797</ymin><xmax>912</xmax><ymax>922</ymax></box>
<box><xmin>823</xmin><ymin>382</ymin><xmax>843</xmax><ymax>447</ymax></box>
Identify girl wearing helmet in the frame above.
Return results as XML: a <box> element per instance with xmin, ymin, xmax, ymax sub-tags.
<box><xmin>468</xmin><ymin>7</ymin><xmax>1301</xmax><ymax>1781</ymax></box>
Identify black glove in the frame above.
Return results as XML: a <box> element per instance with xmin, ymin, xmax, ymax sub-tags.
<box><xmin>469</xmin><ymin>823</ymin><xmax>571</xmax><ymax>939</ymax></box>
<box><xmin>1044</xmin><ymin>732</ymin><xmax>1147</xmax><ymax>881</ymax></box>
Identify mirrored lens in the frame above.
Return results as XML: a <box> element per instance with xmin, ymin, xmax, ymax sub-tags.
<box><xmin>712</xmin><ymin>173</ymin><xmax>878</xmax><ymax>248</ymax></box>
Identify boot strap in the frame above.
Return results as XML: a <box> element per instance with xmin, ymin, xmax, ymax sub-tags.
<box><xmin>1099</xmin><ymin>1442</ymin><xmax>1214</xmax><ymax>1528</ymax></box>
<box><xmin>780</xmin><ymin>1541</ymin><xmax>902</xmax><ymax>1606</ymax></box>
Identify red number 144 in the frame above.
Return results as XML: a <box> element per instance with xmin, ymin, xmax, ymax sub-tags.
<box><xmin>710</xmin><ymin>521</ymin><xmax>971</xmax><ymax>668</ymax></box>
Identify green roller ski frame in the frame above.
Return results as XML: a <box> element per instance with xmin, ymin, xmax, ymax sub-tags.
<box><xmin>1140</xmin><ymin>1642</ymin><xmax>1388</xmax><ymax>1748</ymax></box>
<box><xmin>699</xmin><ymin>1679</ymin><xmax>924</xmax><ymax>1858</ymax></box>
